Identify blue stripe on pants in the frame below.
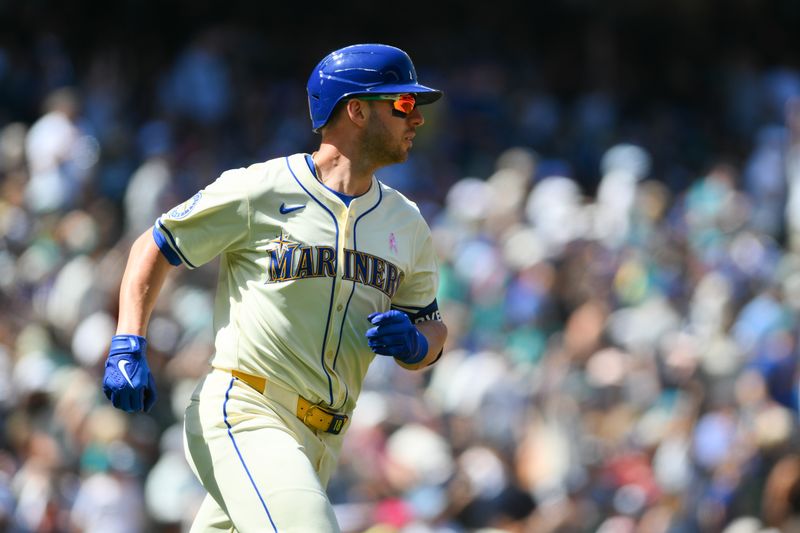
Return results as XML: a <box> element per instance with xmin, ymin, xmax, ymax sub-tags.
<box><xmin>223</xmin><ymin>377</ymin><xmax>278</xmax><ymax>532</ymax></box>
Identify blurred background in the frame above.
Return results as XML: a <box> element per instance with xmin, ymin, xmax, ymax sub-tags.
<box><xmin>3</xmin><ymin>1</ymin><xmax>800</xmax><ymax>532</ymax></box>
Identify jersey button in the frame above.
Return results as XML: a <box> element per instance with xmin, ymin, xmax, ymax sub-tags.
<box><xmin>337</xmin><ymin>304</ymin><xmax>343</xmax><ymax>311</ymax></box>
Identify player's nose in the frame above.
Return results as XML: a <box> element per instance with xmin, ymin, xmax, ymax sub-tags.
<box><xmin>409</xmin><ymin>106</ymin><xmax>424</xmax><ymax>127</ymax></box>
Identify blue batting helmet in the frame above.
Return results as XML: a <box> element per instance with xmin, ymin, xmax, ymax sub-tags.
<box><xmin>307</xmin><ymin>44</ymin><xmax>442</xmax><ymax>131</ymax></box>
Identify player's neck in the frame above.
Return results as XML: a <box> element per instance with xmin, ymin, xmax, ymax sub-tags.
<box><xmin>311</xmin><ymin>145</ymin><xmax>374</xmax><ymax>196</ymax></box>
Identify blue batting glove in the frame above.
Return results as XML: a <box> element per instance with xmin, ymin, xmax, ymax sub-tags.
<box><xmin>366</xmin><ymin>310</ymin><xmax>428</xmax><ymax>365</ymax></box>
<box><xmin>102</xmin><ymin>334</ymin><xmax>157</xmax><ymax>413</ymax></box>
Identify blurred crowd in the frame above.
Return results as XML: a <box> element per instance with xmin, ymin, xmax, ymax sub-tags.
<box><xmin>4</xmin><ymin>3</ymin><xmax>800</xmax><ymax>533</ymax></box>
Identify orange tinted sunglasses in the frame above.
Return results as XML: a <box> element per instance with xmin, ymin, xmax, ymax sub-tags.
<box><xmin>357</xmin><ymin>94</ymin><xmax>416</xmax><ymax>116</ymax></box>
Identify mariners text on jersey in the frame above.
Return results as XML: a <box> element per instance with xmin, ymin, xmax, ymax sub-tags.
<box><xmin>266</xmin><ymin>236</ymin><xmax>403</xmax><ymax>299</ymax></box>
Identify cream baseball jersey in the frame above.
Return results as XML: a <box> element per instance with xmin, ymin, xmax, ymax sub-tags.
<box><xmin>152</xmin><ymin>153</ymin><xmax>440</xmax><ymax>413</ymax></box>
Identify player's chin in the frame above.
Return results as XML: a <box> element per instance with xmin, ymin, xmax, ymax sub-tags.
<box><xmin>386</xmin><ymin>148</ymin><xmax>409</xmax><ymax>165</ymax></box>
<box><xmin>398</xmin><ymin>142</ymin><xmax>413</xmax><ymax>159</ymax></box>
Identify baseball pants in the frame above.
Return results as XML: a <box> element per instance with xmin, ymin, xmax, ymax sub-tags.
<box><xmin>183</xmin><ymin>368</ymin><xmax>344</xmax><ymax>532</ymax></box>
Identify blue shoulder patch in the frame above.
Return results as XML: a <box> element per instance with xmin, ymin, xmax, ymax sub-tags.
<box><xmin>168</xmin><ymin>192</ymin><xmax>202</xmax><ymax>219</ymax></box>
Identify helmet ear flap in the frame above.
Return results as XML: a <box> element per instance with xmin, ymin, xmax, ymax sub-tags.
<box><xmin>306</xmin><ymin>43</ymin><xmax>442</xmax><ymax>131</ymax></box>
<box><xmin>316</xmin><ymin>99</ymin><xmax>352</xmax><ymax>133</ymax></box>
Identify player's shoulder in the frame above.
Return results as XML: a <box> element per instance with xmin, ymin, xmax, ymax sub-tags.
<box><xmin>240</xmin><ymin>156</ymin><xmax>291</xmax><ymax>179</ymax></box>
<box><xmin>376</xmin><ymin>180</ymin><xmax>425</xmax><ymax>219</ymax></box>
<box><xmin>217</xmin><ymin>155</ymin><xmax>298</xmax><ymax>191</ymax></box>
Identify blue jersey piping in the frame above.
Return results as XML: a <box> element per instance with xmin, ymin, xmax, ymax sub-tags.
<box><xmin>155</xmin><ymin>218</ymin><xmax>197</xmax><ymax>268</ymax></box>
<box><xmin>285</xmin><ymin>156</ymin><xmax>338</xmax><ymax>404</ymax></box>
<box><xmin>152</xmin><ymin>225</ymin><xmax>182</xmax><ymax>266</ymax></box>
<box><xmin>332</xmin><ymin>183</ymin><xmax>383</xmax><ymax>376</ymax></box>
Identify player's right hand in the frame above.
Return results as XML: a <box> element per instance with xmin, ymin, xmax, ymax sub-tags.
<box><xmin>102</xmin><ymin>334</ymin><xmax>157</xmax><ymax>413</ymax></box>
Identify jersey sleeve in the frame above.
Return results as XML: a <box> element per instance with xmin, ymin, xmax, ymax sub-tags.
<box><xmin>391</xmin><ymin>219</ymin><xmax>441</xmax><ymax>323</ymax></box>
<box><xmin>153</xmin><ymin>168</ymin><xmax>252</xmax><ymax>269</ymax></box>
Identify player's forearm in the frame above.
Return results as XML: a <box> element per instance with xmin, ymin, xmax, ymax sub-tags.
<box><xmin>116</xmin><ymin>229</ymin><xmax>173</xmax><ymax>336</ymax></box>
<box><xmin>398</xmin><ymin>320</ymin><xmax>448</xmax><ymax>370</ymax></box>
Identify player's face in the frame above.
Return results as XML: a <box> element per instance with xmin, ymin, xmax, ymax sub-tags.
<box><xmin>360</xmin><ymin>96</ymin><xmax>424</xmax><ymax>166</ymax></box>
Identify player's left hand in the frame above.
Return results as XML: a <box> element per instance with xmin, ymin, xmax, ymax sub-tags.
<box><xmin>366</xmin><ymin>310</ymin><xmax>428</xmax><ymax>365</ymax></box>
<box><xmin>102</xmin><ymin>334</ymin><xmax>157</xmax><ymax>413</ymax></box>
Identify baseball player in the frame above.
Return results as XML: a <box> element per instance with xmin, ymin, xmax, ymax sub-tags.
<box><xmin>102</xmin><ymin>43</ymin><xmax>447</xmax><ymax>532</ymax></box>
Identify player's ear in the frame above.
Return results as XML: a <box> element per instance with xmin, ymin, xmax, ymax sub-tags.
<box><xmin>345</xmin><ymin>99</ymin><xmax>370</xmax><ymax>128</ymax></box>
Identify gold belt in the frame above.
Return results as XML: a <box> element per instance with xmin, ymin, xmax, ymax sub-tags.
<box><xmin>227</xmin><ymin>369</ymin><xmax>348</xmax><ymax>435</ymax></box>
